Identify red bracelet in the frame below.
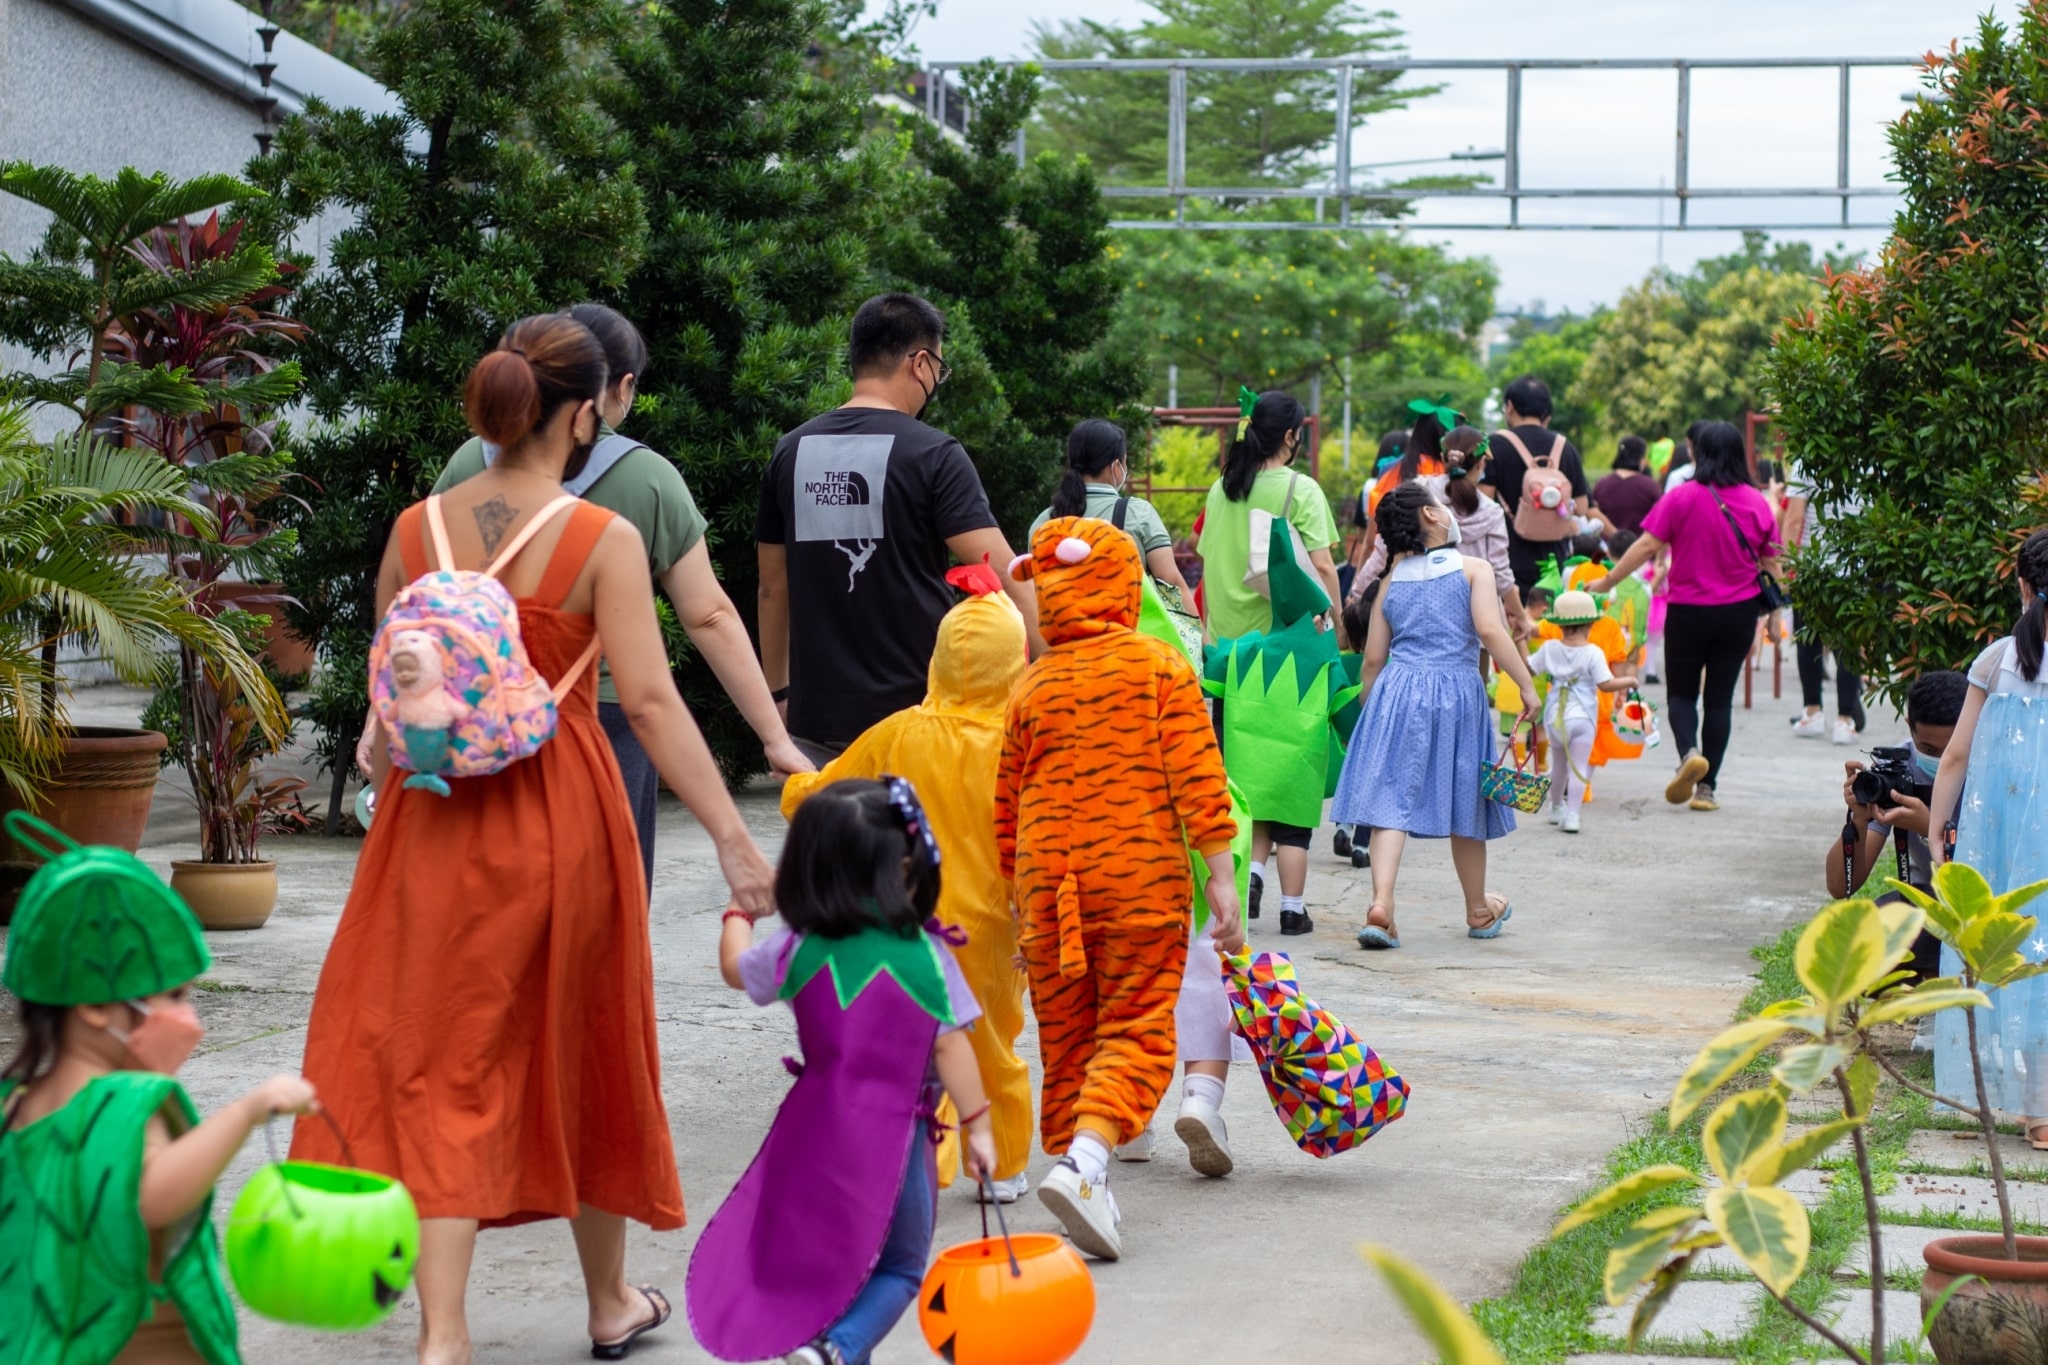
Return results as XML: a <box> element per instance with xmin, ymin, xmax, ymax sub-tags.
<box><xmin>722</xmin><ymin>908</ymin><xmax>753</xmax><ymax>925</ymax></box>
<box><xmin>957</xmin><ymin>1102</ymin><xmax>992</xmax><ymax>1125</ymax></box>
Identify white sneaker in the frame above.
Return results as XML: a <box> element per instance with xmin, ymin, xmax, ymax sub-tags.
<box><xmin>974</xmin><ymin>1172</ymin><xmax>1030</xmax><ymax>1204</ymax></box>
<box><xmin>1114</xmin><ymin>1128</ymin><xmax>1155</xmax><ymax>1162</ymax></box>
<box><xmin>1560</xmin><ymin>811</ymin><xmax>1581</xmax><ymax>834</ymax></box>
<box><xmin>1038</xmin><ymin>1158</ymin><xmax>1122</xmax><ymax>1260</ymax></box>
<box><xmin>1833</xmin><ymin>718</ymin><xmax>1858</xmax><ymax>745</ymax></box>
<box><xmin>1791</xmin><ymin>710</ymin><xmax>1827</xmax><ymax>738</ymax></box>
<box><xmin>1173</xmin><ymin>1096</ymin><xmax>1235</xmax><ymax>1177</ymax></box>
<box><xmin>1546</xmin><ymin>805</ymin><xmax>1565</xmax><ymax>825</ymax></box>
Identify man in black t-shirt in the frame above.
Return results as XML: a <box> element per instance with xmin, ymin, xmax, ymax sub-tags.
<box><xmin>1488</xmin><ymin>374</ymin><xmax>1591</xmax><ymax>594</ymax></box>
<box><xmin>757</xmin><ymin>293</ymin><xmax>1039</xmax><ymax>761</ymax></box>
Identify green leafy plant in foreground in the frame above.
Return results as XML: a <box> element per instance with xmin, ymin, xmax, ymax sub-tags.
<box><xmin>1367</xmin><ymin>864</ymin><xmax>2046</xmax><ymax>1365</ymax></box>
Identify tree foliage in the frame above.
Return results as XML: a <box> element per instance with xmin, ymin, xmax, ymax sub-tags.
<box><xmin>250</xmin><ymin>0</ymin><xmax>646</xmax><ymax>783</ymax></box>
<box><xmin>1764</xmin><ymin>9</ymin><xmax>2048</xmax><ymax>688</ymax></box>
<box><xmin>1032</xmin><ymin>0</ymin><xmax>1427</xmax><ymax>190</ymax></box>
<box><xmin>596</xmin><ymin>0</ymin><xmax>892</xmax><ymax>781</ymax></box>
<box><xmin>1114</xmin><ymin>219</ymin><xmax>1496</xmax><ymax>424</ymax></box>
<box><xmin>1487</xmin><ymin>310</ymin><xmax>1606</xmax><ymax>449</ymax></box>
<box><xmin>879</xmin><ymin>62</ymin><xmax>1149</xmax><ymax>547</ymax></box>
<box><xmin>1572</xmin><ymin>233</ymin><xmax>1834</xmax><ymax>444</ymax></box>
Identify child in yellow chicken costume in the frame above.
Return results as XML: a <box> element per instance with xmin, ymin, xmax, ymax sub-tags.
<box><xmin>998</xmin><ymin>516</ymin><xmax>1241</xmax><ymax>1262</ymax></box>
<box><xmin>780</xmin><ymin>563</ymin><xmax>1033</xmax><ymax>1202</ymax></box>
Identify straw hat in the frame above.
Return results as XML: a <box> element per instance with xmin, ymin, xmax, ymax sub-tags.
<box><xmin>1549</xmin><ymin>590</ymin><xmax>1602</xmax><ymax>626</ymax></box>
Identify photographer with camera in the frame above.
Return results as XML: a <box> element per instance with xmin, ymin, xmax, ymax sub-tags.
<box><xmin>1825</xmin><ymin>671</ymin><xmax>1967</xmax><ymax>1003</ymax></box>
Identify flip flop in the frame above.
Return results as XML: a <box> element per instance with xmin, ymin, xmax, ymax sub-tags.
<box><xmin>1467</xmin><ymin>904</ymin><xmax>1514</xmax><ymax>940</ymax></box>
<box><xmin>591</xmin><ymin>1285</ymin><xmax>670</xmax><ymax>1361</ymax></box>
<box><xmin>2029</xmin><ymin>1124</ymin><xmax>2048</xmax><ymax>1153</ymax></box>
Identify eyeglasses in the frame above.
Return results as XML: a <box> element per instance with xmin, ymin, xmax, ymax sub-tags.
<box><xmin>914</xmin><ymin>349</ymin><xmax>952</xmax><ymax>387</ymax></box>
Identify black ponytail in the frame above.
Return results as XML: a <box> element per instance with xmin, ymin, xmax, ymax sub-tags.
<box><xmin>1372</xmin><ymin>480</ymin><xmax>1438</xmax><ymax>591</ymax></box>
<box><xmin>1051</xmin><ymin>418</ymin><xmax>1128</xmax><ymax>518</ymax></box>
<box><xmin>1399</xmin><ymin>411</ymin><xmax>1446</xmax><ymax>485</ymax></box>
<box><xmin>2014</xmin><ymin>529</ymin><xmax>2048</xmax><ymax>681</ymax></box>
<box><xmin>1440</xmin><ymin>425</ymin><xmax>1484</xmax><ymax>518</ymax></box>
<box><xmin>1223</xmin><ymin>390</ymin><xmax>1307</xmax><ymax>502</ymax></box>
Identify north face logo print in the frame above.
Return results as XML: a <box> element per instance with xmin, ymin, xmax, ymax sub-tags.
<box><xmin>804</xmin><ymin>469</ymin><xmax>871</xmax><ymax>506</ymax></box>
<box><xmin>794</xmin><ymin>434</ymin><xmax>892</xmax><ymax>590</ymax></box>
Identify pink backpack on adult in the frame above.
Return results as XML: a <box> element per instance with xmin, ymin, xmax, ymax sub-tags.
<box><xmin>1501</xmin><ymin>430</ymin><xmax>1575</xmax><ymax>541</ymax></box>
<box><xmin>367</xmin><ymin>495</ymin><xmax>601</xmax><ymax>796</ymax></box>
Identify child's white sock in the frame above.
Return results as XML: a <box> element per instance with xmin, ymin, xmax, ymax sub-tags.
<box><xmin>1069</xmin><ymin>1131</ymin><xmax>1112</xmax><ymax>1184</ymax></box>
<box><xmin>1249</xmin><ymin>860</ymin><xmax>1267</xmax><ymax>884</ymax></box>
<box><xmin>1281</xmin><ymin>894</ymin><xmax>1305</xmax><ymax>918</ymax></box>
<box><xmin>1183</xmin><ymin>1072</ymin><xmax>1226</xmax><ymax>1110</ymax></box>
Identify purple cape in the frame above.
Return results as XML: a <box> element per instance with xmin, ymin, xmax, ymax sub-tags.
<box><xmin>685</xmin><ymin>937</ymin><xmax>943</xmax><ymax>1361</ymax></box>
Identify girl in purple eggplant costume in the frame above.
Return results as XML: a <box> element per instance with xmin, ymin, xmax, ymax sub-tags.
<box><xmin>688</xmin><ymin>778</ymin><xmax>996</xmax><ymax>1365</ymax></box>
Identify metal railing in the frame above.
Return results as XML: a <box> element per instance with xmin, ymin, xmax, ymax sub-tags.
<box><xmin>923</xmin><ymin>56</ymin><xmax>1926</xmax><ymax>231</ymax></box>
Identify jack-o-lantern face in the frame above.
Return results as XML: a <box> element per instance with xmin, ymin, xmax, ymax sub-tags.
<box><xmin>918</xmin><ymin>1232</ymin><xmax>1094</xmax><ymax>1365</ymax></box>
<box><xmin>227</xmin><ymin>1161</ymin><xmax>421</xmax><ymax>1332</ymax></box>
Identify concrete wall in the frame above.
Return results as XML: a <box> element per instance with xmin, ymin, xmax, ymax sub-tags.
<box><xmin>0</xmin><ymin>0</ymin><xmax>268</xmax><ymax>257</ymax></box>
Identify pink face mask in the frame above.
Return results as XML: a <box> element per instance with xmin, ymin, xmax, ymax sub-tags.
<box><xmin>105</xmin><ymin>998</ymin><xmax>205</xmax><ymax>1075</ymax></box>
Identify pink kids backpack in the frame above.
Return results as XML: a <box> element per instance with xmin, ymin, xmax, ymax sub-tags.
<box><xmin>368</xmin><ymin>494</ymin><xmax>601</xmax><ymax>796</ymax></box>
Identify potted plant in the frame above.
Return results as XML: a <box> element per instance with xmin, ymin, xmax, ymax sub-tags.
<box><xmin>0</xmin><ymin>163</ymin><xmax>295</xmax><ymax>858</ymax></box>
<box><xmin>0</xmin><ymin>404</ymin><xmax>283</xmax><ymax>888</ymax></box>
<box><xmin>164</xmin><ymin>614</ymin><xmax>307</xmax><ymax>929</ymax></box>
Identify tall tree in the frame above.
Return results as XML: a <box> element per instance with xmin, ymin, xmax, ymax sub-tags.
<box><xmin>880</xmin><ymin>62</ymin><xmax>1148</xmax><ymax>545</ymax></box>
<box><xmin>1032</xmin><ymin>0</ymin><xmax>1430</xmax><ymax>190</ymax></box>
<box><xmin>1486</xmin><ymin>310</ymin><xmax>1606</xmax><ymax>447</ymax></box>
<box><xmin>597</xmin><ymin>0</ymin><xmax>891</xmax><ymax>781</ymax></box>
<box><xmin>1765</xmin><ymin>11</ymin><xmax>2048</xmax><ymax>690</ymax></box>
<box><xmin>249</xmin><ymin>0</ymin><xmax>645</xmax><ymax>799</ymax></box>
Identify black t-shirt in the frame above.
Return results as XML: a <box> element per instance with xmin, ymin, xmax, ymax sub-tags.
<box><xmin>1592</xmin><ymin>471</ymin><xmax>1662</xmax><ymax>533</ymax></box>
<box><xmin>756</xmin><ymin>407</ymin><xmax>997</xmax><ymax>744</ymax></box>
<box><xmin>1487</xmin><ymin>424</ymin><xmax>1589</xmax><ymax>545</ymax></box>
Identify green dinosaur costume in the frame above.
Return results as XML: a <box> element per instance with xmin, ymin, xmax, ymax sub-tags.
<box><xmin>1203</xmin><ymin>519</ymin><xmax>1362</xmax><ymax>829</ymax></box>
<box><xmin>0</xmin><ymin>812</ymin><xmax>240</xmax><ymax>1365</ymax></box>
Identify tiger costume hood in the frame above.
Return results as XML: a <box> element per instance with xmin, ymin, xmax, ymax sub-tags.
<box><xmin>1008</xmin><ymin>516</ymin><xmax>1141</xmax><ymax>644</ymax></box>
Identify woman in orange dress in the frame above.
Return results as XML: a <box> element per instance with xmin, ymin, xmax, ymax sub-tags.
<box><xmin>292</xmin><ymin>314</ymin><xmax>776</xmax><ymax>1365</ymax></box>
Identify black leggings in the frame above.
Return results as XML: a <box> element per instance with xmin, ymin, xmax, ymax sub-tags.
<box><xmin>1663</xmin><ymin>599</ymin><xmax>1762</xmax><ymax>789</ymax></box>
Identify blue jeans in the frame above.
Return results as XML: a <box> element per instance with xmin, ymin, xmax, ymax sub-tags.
<box><xmin>598</xmin><ymin>702</ymin><xmax>657</xmax><ymax>902</ymax></box>
<box><xmin>824</xmin><ymin>1142</ymin><xmax>936</xmax><ymax>1364</ymax></box>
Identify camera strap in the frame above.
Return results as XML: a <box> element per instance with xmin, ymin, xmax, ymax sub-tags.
<box><xmin>1893</xmin><ymin>824</ymin><xmax>1912</xmax><ymax>887</ymax></box>
<box><xmin>1841</xmin><ymin>814</ymin><xmax>1860</xmax><ymax>895</ymax></box>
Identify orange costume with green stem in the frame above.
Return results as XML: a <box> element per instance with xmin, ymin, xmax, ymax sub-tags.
<box><xmin>997</xmin><ymin>517</ymin><xmax>1236</xmax><ymax>1154</ymax></box>
<box><xmin>779</xmin><ymin>565</ymin><xmax>1033</xmax><ymax>1185</ymax></box>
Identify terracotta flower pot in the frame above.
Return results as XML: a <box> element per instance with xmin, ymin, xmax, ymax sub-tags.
<box><xmin>0</xmin><ymin>727</ymin><xmax>167</xmax><ymax>854</ymax></box>
<box><xmin>170</xmin><ymin>859</ymin><xmax>278</xmax><ymax>930</ymax></box>
<box><xmin>1922</xmin><ymin>1234</ymin><xmax>2048</xmax><ymax>1363</ymax></box>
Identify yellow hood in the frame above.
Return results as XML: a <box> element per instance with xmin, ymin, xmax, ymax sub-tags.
<box><xmin>925</xmin><ymin>588</ymin><xmax>1027</xmax><ymax>717</ymax></box>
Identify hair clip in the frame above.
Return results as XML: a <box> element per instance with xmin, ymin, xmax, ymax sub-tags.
<box><xmin>884</xmin><ymin>775</ymin><xmax>941</xmax><ymax>870</ymax></box>
<box><xmin>1236</xmin><ymin>383</ymin><xmax>1257</xmax><ymax>441</ymax></box>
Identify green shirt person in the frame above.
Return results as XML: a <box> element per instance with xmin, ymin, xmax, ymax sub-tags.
<box><xmin>1195</xmin><ymin>390</ymin><xmax>1341</xmax><ymax>643</ymax></box>
<box><xmin>428</xmin><ymin>305</ymin><xmax>811</xmax><ymax>888</ymax></box>
<box><xmin>1029</xmin><ymin>418</ymin><xmax>1192</xmax><ymax>595</ymax></box>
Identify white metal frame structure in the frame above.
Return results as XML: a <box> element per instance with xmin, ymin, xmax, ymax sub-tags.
<box><xmin>923</xmin><ymin>57</ymin><xmax>1924</xmax><ymax>231</ymax></box>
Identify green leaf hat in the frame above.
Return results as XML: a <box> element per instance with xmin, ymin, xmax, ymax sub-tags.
<box><xmin>1</xmin><ymin>811</ymin><xmax>210</xmax><ymax>1006</ymax></box>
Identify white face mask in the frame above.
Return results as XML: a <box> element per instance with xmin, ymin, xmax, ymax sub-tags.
<box><xmin>1438</xmin><ymin>509</ymin><xmax>1462</xmax><ymax>547</ymax></box>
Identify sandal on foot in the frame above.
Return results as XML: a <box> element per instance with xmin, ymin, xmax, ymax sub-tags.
<box><xmin>2029</xmin><ymin>1124</ymin><xmax>2048</xmax><ymax>1152</ymax></box>
<box><xmin>1467</xmin><ymin>900</ymin><xmax>1513</xmax><ymax>940</ymax></box>
<box><xmin>1357</xmin><ymin>907</ymin><xmax>1400</xmax><ymax>950</ymax></box>
<box><xmin>592</xmin><ymin>1286</ymin><xmax>670</xmax><ymax>1361</ymax></box>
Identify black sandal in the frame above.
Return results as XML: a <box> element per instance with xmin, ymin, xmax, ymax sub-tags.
<box><xmin>591</xmin><ymin>1285</ymin><xmax>670</xmax><ymax>1361</ymax></box>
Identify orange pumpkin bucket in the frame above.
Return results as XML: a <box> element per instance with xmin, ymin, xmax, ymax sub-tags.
<box><xmin>918</xmin><ymin>1178</ymin><xmax>1094</xmax><ymax>1365</ymax></box>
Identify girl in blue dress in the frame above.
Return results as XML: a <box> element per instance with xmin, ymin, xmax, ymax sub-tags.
<box><xmin>1931</xmin><ymin>530</ymin><xmax>2048</xmax><ymax>1139</ymax></box>
<box><xmin>1333</xmin><ymin>481</ymin><xmax>1539</xmax><ymax>949</ymax></box>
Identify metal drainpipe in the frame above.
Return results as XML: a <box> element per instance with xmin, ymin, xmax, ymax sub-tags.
<box><xmin>254</xmin><ymin>0</ymin><xmax>279</xmax><ymax>154</ymax></box>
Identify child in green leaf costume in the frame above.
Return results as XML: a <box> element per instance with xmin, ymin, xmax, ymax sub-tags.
<box><xmin>1204</xmin><ymin>517</ymin><xmax>1363</xmax><ymax>940</ymax></box>
<box><xmin>0</xmin><ymin>812</ymin><xmax>315</xmax><ymax>1365</ymax></box>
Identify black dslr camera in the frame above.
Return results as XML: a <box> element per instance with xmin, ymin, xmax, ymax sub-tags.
<box><xmin>1851</xmin><ymin>745</ymin><xmax>1931</xmax><ymax>811</ymax></box>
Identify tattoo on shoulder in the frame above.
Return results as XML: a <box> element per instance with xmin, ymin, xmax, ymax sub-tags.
<box><xmin>473</xmin><ymin>496</ymin><xmax>518</xmax><ymax>556</ymax></box>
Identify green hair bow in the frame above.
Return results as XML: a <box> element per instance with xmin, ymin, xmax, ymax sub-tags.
<box><xmin>1533</xmin><ymin>554</ymin><xmax>1566</xmax><ymax>600</ymax></box>
<box><xmin>1406</xmin><ymin>393</ymin><xmax>1462</xmax><ymax>432</ymax></box>
<box><xmin>1236</xmin><ymin>383</ymin><xmax>1258</xmax><ymax>441</ymax></box>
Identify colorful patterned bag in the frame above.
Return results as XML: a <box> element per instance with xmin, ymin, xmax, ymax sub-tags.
<box><xmin>1613</xmin><ymin>688</ymin><xmax>1653</xmax><ymax>745</ymax></box>
<box><xmin>368</xmin><ymin>495</ymin><xmax>600</xmax><ymax>796</ymax></box>
<box><xmin>1480</xmin><ymin>722</ymin><xmax>1551</xmax><ymax>814</ymax></box>
<box><xmin>1222</xmin><ymin>947</ymin><xmax>1409</xmax><ymax>1157</ymax></box>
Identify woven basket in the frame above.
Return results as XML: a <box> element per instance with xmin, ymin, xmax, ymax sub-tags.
<box><xmin>1481</xmin><ymin>725</ymin><xmax>1551</xmax><ymax>813</ymax></box>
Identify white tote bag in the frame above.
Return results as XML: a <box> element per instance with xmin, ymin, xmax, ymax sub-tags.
<box><xmin>1242</xmin><ymin>471</ymin><xmax>1317</xmax><ymax>599</ymax></box>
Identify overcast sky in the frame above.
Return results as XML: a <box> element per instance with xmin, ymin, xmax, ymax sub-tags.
<box><xmin>885</xmin><ymin>0</ymin><xmax>2021</xmax><ymax>312</ymax></box>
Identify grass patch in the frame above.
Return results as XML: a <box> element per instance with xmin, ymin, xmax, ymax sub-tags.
<box><xmin>192</xmin><ymin>978</ymin><xmax>251</xmax><ymax>994</ymax></box>
<box><xmin>1474</xmin><ymin>926</ymin><xmax>1973</xmax><ymax>1363</ymax></box>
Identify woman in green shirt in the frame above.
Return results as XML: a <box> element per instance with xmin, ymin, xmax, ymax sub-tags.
<box><xmin>420</xmin><ymin>305</ymin><xmax>811</xmax><ymax>891</ymax></box>
<box><xmin>1029</xmin><ymin>418</ymin><xmax>1191</xmax><ymax>594</ymax></box>
<box><xmin>1191</xmin><ymin>389</ymin><xmax>1343</xmax><ymax>928</ymax></box>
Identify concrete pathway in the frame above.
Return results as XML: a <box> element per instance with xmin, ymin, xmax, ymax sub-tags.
<box><xmin>23</xmin><ymin>669</ymin><xmax>1867</xmax><ymax>1362</ymax></box>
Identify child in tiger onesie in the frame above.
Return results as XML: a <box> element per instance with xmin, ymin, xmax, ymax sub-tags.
<box><xmin>780</xmin><ymin>562</ymin><xmax>1035</xmax><ymax>1204</ymax></box>
<box><xmin>997</xmin><ymin>515</ymin><xmax>1242</xmax><ymax>1262</ymax></box>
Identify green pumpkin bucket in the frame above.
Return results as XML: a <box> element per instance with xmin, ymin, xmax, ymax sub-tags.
<box><xmin>226</xmin><ymin>1112</ymin><xmax>420</xmax><ymax>1331</ymax></box>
